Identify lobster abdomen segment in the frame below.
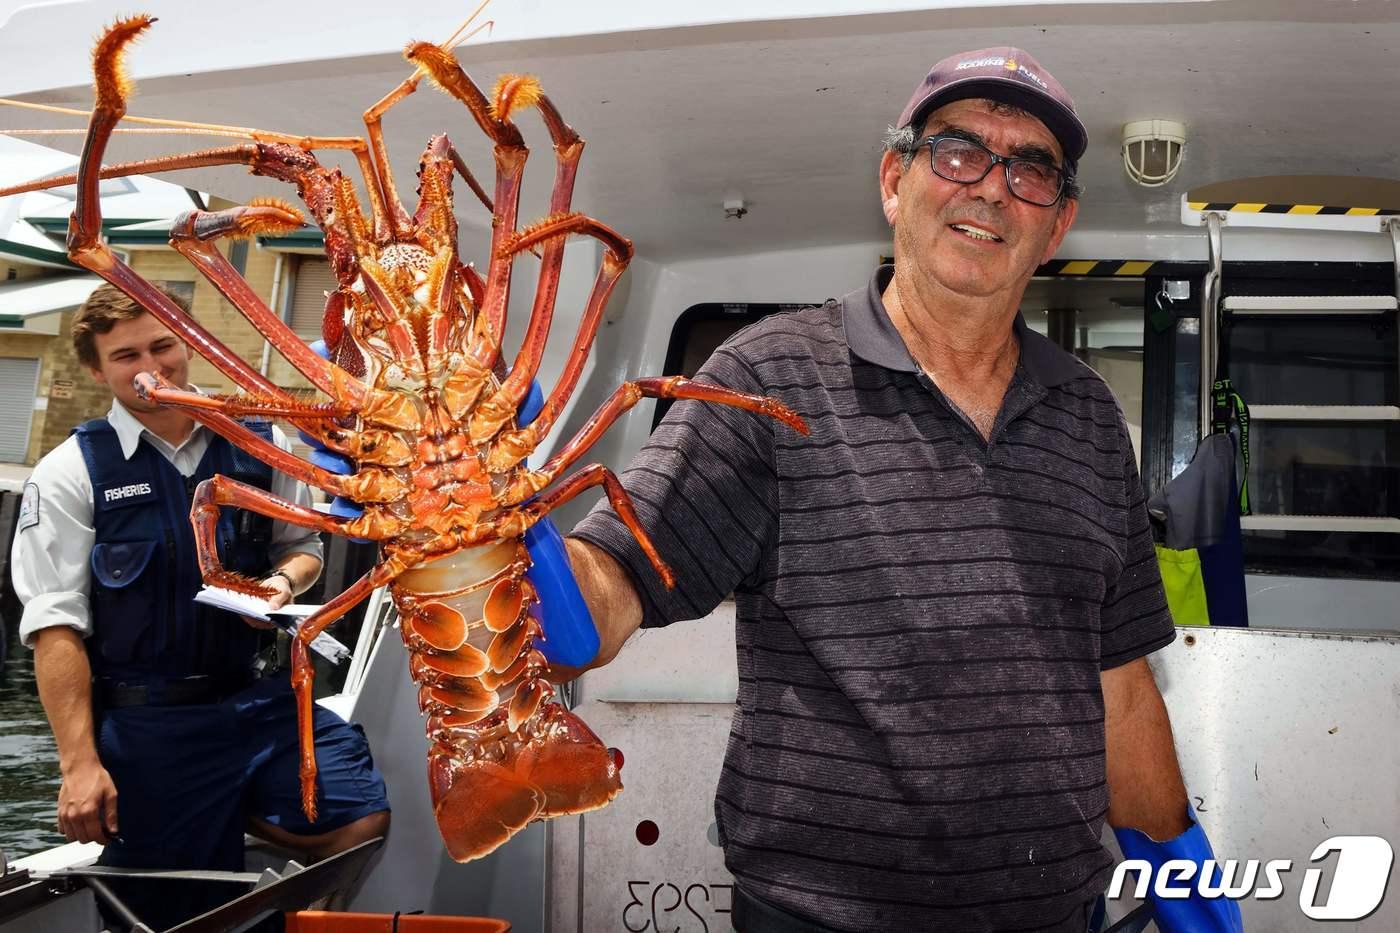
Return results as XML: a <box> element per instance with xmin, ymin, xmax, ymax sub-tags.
<box><xmin>397</xmin><ymin>543</ymin><xmax>623</xmax><ymax>862</ymax></box>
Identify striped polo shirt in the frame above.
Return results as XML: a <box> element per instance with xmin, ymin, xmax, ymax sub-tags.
<box><xmin>572</xmin><ymin>265</ymin><xmax>1175</xmax><ymax>932</ymax></box>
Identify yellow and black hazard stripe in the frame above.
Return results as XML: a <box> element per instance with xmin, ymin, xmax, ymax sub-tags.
<box><xmin>1188</xmin><ymin>201</ymin><xmax>1400</xmax><ymax>217</ymax></box>
<box><xmin>1036</xmin><ymin>259</ymin><xmax>1160</xmax><ymax>277</ymax></box>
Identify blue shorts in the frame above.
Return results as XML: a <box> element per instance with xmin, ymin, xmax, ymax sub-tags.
<box><xmin>97</xmin><ymin>674</ymin><xmax>389</xmax><ymax>873</ymax></box>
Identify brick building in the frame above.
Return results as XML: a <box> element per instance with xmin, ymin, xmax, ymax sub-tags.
<box><xmin>0</xmin><ymin>191</ymin><xmax>331</xmax><ymax>468</ymax></box>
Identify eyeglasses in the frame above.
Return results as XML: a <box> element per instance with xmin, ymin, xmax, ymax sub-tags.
<box><xmin>923</xmin><ymin>135</ymin><xmax>1070</xmax><ymax>207</ymax></box>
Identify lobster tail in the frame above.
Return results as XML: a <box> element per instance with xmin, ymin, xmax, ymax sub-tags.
<box><xmin>398</xmin><ymin>543</ymin><xmax>623</xmax><ymax>862</ymax></box>
<box><xmin>515</xmin><ymin>704</ymin><xmax>623</xmax><ymax>818</ymax></box>
<box><xmin>426</xmin><ymin>704</ymin><xmax>623</xmax><ymax>862</ymax></box>
<box><xmin>429</xmin><ymin>750</ymin><xmax>544</xmax><ymax>863</ymax></box>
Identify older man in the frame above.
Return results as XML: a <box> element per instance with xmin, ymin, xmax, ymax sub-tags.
<box><xmin>539</xmin><ymin>49</ymin><xmax>1238</xmax><ymax>933</ymax></box>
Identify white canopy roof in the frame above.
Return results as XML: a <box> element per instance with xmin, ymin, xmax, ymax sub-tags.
<box><xmin>0</xmin><ymin>273</ymin><xmax>101</xmax><ymax>319</ymax></box>
<box><xmin>1</xmin><ymin>1</ymin><xmax>1398</xmax><ymax>262</ymax></box>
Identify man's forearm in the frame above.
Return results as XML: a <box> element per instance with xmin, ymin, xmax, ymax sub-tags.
<box><xmin>563</xmin><ymin>537</ymin><xmax>643</xmax><ymax>669</ymax></box>
<box><xmin>1102</xmin><ymin>657</ymin><xmax>1191</xmax><ymax>840</ymax></box>
<box><xmin>270</xmin><ymin>552</ymin><xmax>323</xmax><ymax>596</ymax></box>
<box><xmin>33</xmin><ymin>627</ymin><xmax>101</xmax><ymax>773</ymax></box>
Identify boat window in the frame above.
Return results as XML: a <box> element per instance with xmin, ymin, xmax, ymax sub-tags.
<box><xmin>1020</xmin><ymin>276</ymin><xmax>1148</xmax><ymax>467</ymax></box>
<box><xmin>653</xmin><ymin>302</ymin><xmax>815</xmax><ymax>430</ymax></box>
<box><xmin>1154</xmin><ymin>264</ymin><xmax>1400</xmax><ymax>580</ymax></box>
<box><xmin>1226</xmin><ymin>316</ymin><xmax>1398</xmax><ymax>406</ymax></box>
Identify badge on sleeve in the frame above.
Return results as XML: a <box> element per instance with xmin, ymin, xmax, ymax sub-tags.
<box><xmin>18</xmin><ymin>482</ymin><xmax>39</xmax><ymax>532</ymax></box>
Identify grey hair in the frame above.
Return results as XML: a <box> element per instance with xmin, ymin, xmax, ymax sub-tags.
<box><xmin>883</xmin><ymin>124</ymin><xmax>921</xmax><ymax>168</ymax></box>
<box><xmin>881</xmin><ymin>118</ymin><xmax>1083</xmax><ymax>202</ymax></box>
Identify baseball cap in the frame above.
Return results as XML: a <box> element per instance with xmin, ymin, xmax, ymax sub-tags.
<box><xmin>898</xmin><ymin>47</ymin><xmax>1087</xmax><ymax>168</ymax></box>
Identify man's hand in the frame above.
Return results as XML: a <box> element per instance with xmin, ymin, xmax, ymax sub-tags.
<box><xmin>241</xmin><ymin>571</ymin><xmax>293</xmax><ymax>629</ymax></box>
<box><xmin>262</xmin><ymin>572</ymin><xmax>293</xmax><ymax>610</ymax></box>
<box><xmin>1104</xmin><ymin>657</ymin><xmax>1242</xmax><ymax>932</ymax></box>
<box><xmin>33</xmin><ymin>627</ymin><xmax>117</xmax><ymax>845</ymax></box>
<box><xmin>57</xmin><ymin>756</ymin><xmax>118</xmax><ymax>843</ymax></box>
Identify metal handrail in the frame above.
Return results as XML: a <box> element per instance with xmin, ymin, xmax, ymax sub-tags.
<box><xmin>1199</xmin><ymin>211</ymin><xmax>1225</xmax><ymax>441</ymax></box>
<box><xmin>1386</xmin><ymin>217</ymin><xmax>1400</xmax><ymax>302</ymax></box>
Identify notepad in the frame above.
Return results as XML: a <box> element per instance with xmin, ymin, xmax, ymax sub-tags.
<box><xmin>194</xmin><ymin>587</ymin><xmax>352</xmax><ymax>664</ymax></box>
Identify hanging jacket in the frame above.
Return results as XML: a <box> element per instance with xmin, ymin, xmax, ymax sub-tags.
<box><xmin>1148</xmin><ymin>432</ymin><xmax>1249</xmax><ymax>627</ymax></box>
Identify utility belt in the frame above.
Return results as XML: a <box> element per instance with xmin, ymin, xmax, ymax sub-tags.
<box><xmin>95</xmin><ymin>645</ymin><xmax>284</xmax><ymax>709</ymax></box>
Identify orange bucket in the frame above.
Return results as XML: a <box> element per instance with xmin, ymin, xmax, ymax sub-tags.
<box><xmin>285</xmin><ymin>911</ymin><xmax>510</xmax><ymax>932</ymax></box>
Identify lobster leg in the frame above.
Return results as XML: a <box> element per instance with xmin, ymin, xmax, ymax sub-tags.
<box><xmin>3</xmin><ymin>113</ymin><xmax>387</xmax><ymax>426</ymax></box>
<box><xmin>166</xmin><ymin>205</ymin><xmax>418</xmax><ymax>431</ymax></box>
<box><xmin>362</xmin><ymin>74</ymin><xmax>421</xmax><ymax>240</ymax></box>
<box><xmin>498</xmin><ymin>375</ymin><xmax>808</xmax><ymax>498</ymax></box>
<box><xmin>56</xmin><ymin>18</ymin><xmax>322</xmax><ymax>406</ymax></box>
<box><xmin>190</xmin><ymin>475</ymin><xmax>387</xmax><ymax>599</ymax></box>
<box><xmin>471</xmin><ymin>215</ymin><xmax>633</xmax><ymax>454</ymax></box>
<box><xmin>432</xmin><ymin>213</ymin><xmax>631</xmax><ymax>436</ymax></box>
<box><xmin>136</xmin><ymin>374</ymin><xmax>412</xmax><ymax>505</ymax></box>
<box><xmin>403</xmin><ymin>45</ymin><xmax>529</xmax><ymax>359</ymax></box>
<box><xmin>520</xmin><ymin>463</ymin><xmax>677</xmax><ymax>588</ymax></box>
<box><xmin>290</xmin><ymin>559</ymin><xmax>408</xmax><ymax>820</ymax></box>
<box><xmin>191</xmin><ymin>485</ymin><xmax>401</xmax><ymax>822</ymax></box>
<box><xmin>168</xmin><ymin>204</ymin><xmax>360</xmax><ymax>399</ymax></box>
<box><xmin>473</xmin><ymin>92</ymin><xmax>589</xmax><ymax>420</ymax></box>
<box><xmin>36</xmin><ymin>20</ymin><xmax>385</xmax><ymax>406</ymax></box>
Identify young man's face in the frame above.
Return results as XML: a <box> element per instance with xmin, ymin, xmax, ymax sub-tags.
<box><xmin>881</xmin><ymin>98</ymin><xmax>1078</xmax><ymax>304</ymax></box>
<box><xmin>87</xmin><ymin>312</ymin><xmax>194</xmax><ymax>412</ymax></box>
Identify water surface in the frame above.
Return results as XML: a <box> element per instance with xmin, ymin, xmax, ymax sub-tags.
<box><xmin>0</xmin><ymin>631</ymin><xmax>65</xmax><ymax>859</ymax></box>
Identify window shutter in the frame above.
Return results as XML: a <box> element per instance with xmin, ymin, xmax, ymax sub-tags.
<box><xmin>288</xmin><ymin>257</ymin><xmax>337</xmax><ymax>340</ymax></box>
<box><xmin>0</xmin><ymin>357</ymin><xmax>40</xmax><ymax>462</ymax></box>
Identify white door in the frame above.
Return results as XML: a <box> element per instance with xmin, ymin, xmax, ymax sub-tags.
<box><xmin>0</xmin><ymin>357</ymin><xmax>40</xmax><ymax>463</ymax></box>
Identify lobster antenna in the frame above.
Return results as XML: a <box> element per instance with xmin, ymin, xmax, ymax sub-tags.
<box><xmin>0</xmin><ymin>96</ymin><xmax>250</xmax><ymax>134</ymax></box>
<box><xmin>0</xmin><ymin>97</ymin><xmax>365</xmax><ymax>152</ymax></box>
<box><xmin>442</xmin><ymin>0</ymin><xmax>494</xmax><ymax>52</ymax></box>
<box><xmin>450</xmin><ymin>18</ymin><xmax>495</xmax><ymax>51</ymax></box>
<box><xmin>0</xmin><ymin>5</ymin><xmax>495</xmax><ymax>153</ymax></box>
<box><xmin>1</xmin><ymin>126</ymin><xmax>249</xmax><ymax>140</ymax></box>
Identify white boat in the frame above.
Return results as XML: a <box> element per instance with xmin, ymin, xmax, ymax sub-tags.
<box><xmin>0</xmin><ymin>1</ymin><xmax>1397</xmax><ymax>930</ymax></box>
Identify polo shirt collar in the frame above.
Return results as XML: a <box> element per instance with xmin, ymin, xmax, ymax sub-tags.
<box><xmin>843</xmin><ymin>264</ymin><xmax>1082</xmax><ymax>388</ymax></box>
<box><xmin>107</xmin><ymin>391</ymin><xmax>205</xmax><ymax>460</ymax></box>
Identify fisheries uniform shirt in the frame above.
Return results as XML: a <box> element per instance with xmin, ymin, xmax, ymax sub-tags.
<box><xmin>13</xmin><ymin>398</ymin><xmax>323</xmax><ymax>646</ymax></box>
<box><xmin>572</xmin><ymin>266</ymin><xmax>1176</xmax><ymax>933</ymax></box>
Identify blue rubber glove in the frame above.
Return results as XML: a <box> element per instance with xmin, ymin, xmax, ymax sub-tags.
<box><xmin>524</xmin><ymin>516</ymin><xmax>599</xmax><ymax>667</ymax></box>
<box><xmin>299</xmin><ymin>347</ymin><xmax>597</xmax><ymax>664</ymax></box>
<box><xmin>301</xmin><ymin>341</ymin><xmax>372</xmax><ymax>539</ymax></box>
<box><xmin>508</xmin><ymin>382</ymin><xmax>600</xmax><ymax>666</ymax></box>
<box><xmin>1113</xmin><ymin>807</ymin><xmax>1244</xmax><ymax>932</ymax></box>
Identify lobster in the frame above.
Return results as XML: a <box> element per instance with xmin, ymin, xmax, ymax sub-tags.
<box><xmin>0</xmin><ymin>11</ymin><xmax>806</xmax><ymax>862</ymax></box>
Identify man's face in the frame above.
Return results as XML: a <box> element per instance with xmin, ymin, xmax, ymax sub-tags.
<box><xmin>880</xmin><ymin>98</ymin><xmax>1078</xmax><ymax>303</ymax></box>
<box><xmin>87</xmin><ymin>312</ymin><xmax>194</xmax><ymax>412</ymax></box>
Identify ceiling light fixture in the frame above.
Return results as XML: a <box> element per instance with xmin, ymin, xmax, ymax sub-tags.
<box><xmin>1122</xmin><ymin>119</ymin><xmax>1186</xmax><ymax>188</ymax></box>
